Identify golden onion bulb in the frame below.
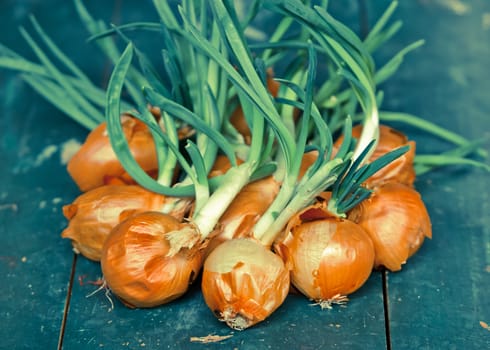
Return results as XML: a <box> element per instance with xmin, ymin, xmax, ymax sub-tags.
<box><xmin>207</xmin><ymin>154</ymin><xmax>244</xmax><ymax>179</ymax></box>
<box><xmin>348</xmin><ymin>182</ymin><xmax>432</xmax><ymax>271</ymax></box>
<box><xmin>67</xmin><ymin>115</ymin><xmax>158</xmax><ymax>192</ymax></box>
<box><xmin>202</xmin><ymin>238</ymin><xmax>290</xmax><ymax>330</ymax></box>
<box><xmin>276</xmin><ymin>214</ymin><xmax>375</xmax><ymax>307</ymax></box>
<box><xmin>61</xmin><ymin>185</ymin><xmax>170</xmax><ymax>261</ymax></box>
<box><xmin>334</xmin><ymin>124</ymin><xmax>416</xmax><ymax>188</ymax></box>
<box><xmin>101</xmin><ymin>211</ymin><xmax>202</xmax><ymax>308</ymax></box>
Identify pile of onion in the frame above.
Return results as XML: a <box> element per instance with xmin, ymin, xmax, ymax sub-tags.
<box><xmin>61</xmin><ymin>185</ymin><xmax>190</xmax><ymax>261</ymax></box>
<box><xmin>335</xmin><ymin>123</ymin><xmax>432</xmax><ymax>271</ymax></box>
<box><xmin>15</xmin><ymin>0</ymin><xmax>451</xmax><ymax>333</ymax></box>
<box><xmin>3</xmin><ymin>0</ymin><xmax>487</xmax><ymax>337</ymax></box>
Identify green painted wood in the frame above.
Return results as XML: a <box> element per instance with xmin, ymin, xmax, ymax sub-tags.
<box><xmin>367</xmin><ymin>1</ymin><xmax>490</xmax><ymax>349</ymax></box>
<box><xmin>0</xmin><ymin>1</ymin><xmax>118</xmax><ymax>349</ymax></box>
<box><xmin>0</xmin><ymin>43</ymin><xmax>77</xmax><ymax>350</ymax></box>
<box><xmin>10</xmin><ymin>0</ymin><xmax>489</xmax><ymax>349</ymax></box>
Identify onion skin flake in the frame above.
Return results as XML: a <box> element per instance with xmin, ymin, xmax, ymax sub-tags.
<box><xmin>202</xmin><ymin>238</ymin><xmax>290</xmax><ymax>330</ymax></box>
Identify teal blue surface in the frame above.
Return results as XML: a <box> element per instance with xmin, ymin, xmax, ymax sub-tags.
<box><xmin>371</xmin><ymin>1</ymin><xmax>490</xmax><ymax>348</ymax></box>
<box><xmin>0</xmin><ymin>1</ymin><xmax>489</xmax><ymax>349</ymax></box>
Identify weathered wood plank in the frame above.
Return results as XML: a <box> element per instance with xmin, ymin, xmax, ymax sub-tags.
<box><xmin>0</xmin><ymin>33</ymin><xmax>80</xmax><ymax>350</ymax></box>
<box><xmin>0</xmin><ymin>1</ymin><xmax>117</xmax><ymax>348</ymax></box>
<box><xmin>366</xmin><ymin>1</ymin><xmax>490</xmax><ymax>348</ymax></box>
<box><xmin>4</xmin><ymin>0</ymin><xmax>488</xmax><ymax>348</ymax></box>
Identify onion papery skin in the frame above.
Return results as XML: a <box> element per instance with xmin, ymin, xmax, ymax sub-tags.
<box><xmin>348</xmin><ymin>182</ymin><xmax>432</xmax><ymax>271</ymax></box>
<box><xmin>299</xmin><ymin>150</ymin><xmax>319</xmax><ymax>180</ymax></box>
<box><xmin>207</xmin><ymin>154</ymin><xmax>244</xmax><ymax>179</ymax></box>
<box><xmin>334</xmin><ymin>124</ymin><xmax>416</xmax><ymax>188</ymax></box>
<box><xmin>101</xmin><ymin>211</ymin><xmax>202</xmax><ymax>308</ymax></box>
<box><xmin>276</xmin><ymin>216</ymin><xmax>375</xmax><ymax>305</ymax></box>
<box><xmin>61</xmin><ymin>185</ymin><xmax>170</xmax><ymax>261</ymax></box>
<box><xmin>67</xmin><ymin>115</ymin><xmax>158</xmax><ymax>192</ymax></box>
<box><xmin>204</xmin><ymin>176</ymin><xmax>280</xmax><ymax>257</ymax></box>
<box><xmin>202</xmin><ymin>238</ymin><xmax>290</xmax><ymax>330</ymax></box>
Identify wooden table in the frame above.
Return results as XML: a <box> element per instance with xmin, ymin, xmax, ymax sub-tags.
<box><xmin>1</xmin><ymin>1</ymin><xmax>489</xmax><ymax>349</ymax></box>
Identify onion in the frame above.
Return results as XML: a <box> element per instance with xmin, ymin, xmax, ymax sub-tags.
<box><xmin>204</xmin><ymin>176</ymin><xmax>280</xmax><ymax>257</ymax></box>
<box><xmin>61</xmin><ymin>185</ymin><xmax>182</xmax><ymax>261</ymax></box>
<box><xmin>101</xmin><ymin>211</ymin><xmax>202</xmax><ymax>308</ymax></box>
<box><xmin>276</xmin><ymin>205</ymin><xmax>375</xmax><ymax>307</ymax></box>
<box><xmin>67</xmin><ymin>115</ymin><xmax>158</xmax><ymax>192</ymax></box>
<box><xmin>207</xmin><ymin>154</ymin><xmax>244</xmax><ymax>179</ymax></box>
<box><xmin>298</xmin><ymin>150</ymin><xmax>319</xmax><ymax>180</ymax></box>
<box><xmin>348</xmin><ymin>182</ymin><xmax>432</xmax><ymax>271</ymax></box>
<box><xmin>201</xmin><ymin>238</ymin><xmax>290</xmax><ymax>330</ymax></box>
<box><xmin>334</xmin><ymin>124</ymin><xmax>416</xmax><ymax>188</ymax></box>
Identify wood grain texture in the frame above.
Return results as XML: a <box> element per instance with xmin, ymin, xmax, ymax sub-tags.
<box><xmin>367</xmin><ymin>0</ymin><xmax>490</xmax><ymax>349</ymax></box>
<box><xmin>1</xmin><ymin>0</ymin><xmax>488</xmax><ymax>349</ymax></box>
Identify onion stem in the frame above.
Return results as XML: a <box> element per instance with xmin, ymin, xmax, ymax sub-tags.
<box><xmin>103</xmin><ymin>1</ymin><xmax>280</xmax><ymax>241</ymax></box>
<box><xmin>250</xmin><ymin>0</ymin><xmax>388</xmax><ymax>247</ymax></box>
<box><xmin>257</xmin><ymin>158</ymin><xmax>343</xmax><ymax>246</ymax></box>
<box><xmin>192</xmin><ymin>162</ymin><xmax>256</xmax><ymax>237</ymax></box>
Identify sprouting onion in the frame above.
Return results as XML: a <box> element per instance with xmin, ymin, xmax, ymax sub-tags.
<box><xmin>66</xmin><ymin>114</ymin><xmax>160</xmax><ymax>191</ymax></box>
<box><xmin>99</xmin><ymin>0</ymin><xmax>289</xmax><ymax>308</ymax></box>
<box><xmin>1</xmin><ymin>0</ymin><xmax>489</xmax><ymax>334</ymax></box>
<box><xmin>194</xmin><ymin>0</ymin><xmax>410</xmax><ymax>329</ymax></box>
<box><xmin>276</xmin><ymin>205</ymin><xmax>375</xmax><ymax>308</ymax></box>
<box><xmin>275</xmin><ymin>139</ymin><xmax>408</xmax><ymax>308</ymax></box>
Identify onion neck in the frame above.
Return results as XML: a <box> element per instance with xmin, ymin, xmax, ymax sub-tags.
<box><xmin>254</xmin><ymin>158</ymin><xmax>343</xmax><ymax>246</ymax></box>
<box><xmin>192</xmin><ymin>162</ymin><xmax>256</xmax><ymax>238</ymax></box>
<box><xmin>353</xmin><ymin>107</ymin><xmax>379</xmax><ymax>163</ymax></box>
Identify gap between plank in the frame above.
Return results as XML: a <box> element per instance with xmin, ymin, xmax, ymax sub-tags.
<box><xmin>356</xmin><ymin>0</ymin><xmax>392</xmax><ymax>344</ymax></box>
<box><xmin>57</xmin><ymin>253</ymin><xmax>78</xmax><ymax>350</ymax></box>
<box><xmin>382</xmin><ymin>270</ymin><xmax>392</xmax><ymax>350</ymax></box>
<box><xmin>58</xmin><ymin>2</ymin><xmax>121</xmax><ymax>348</ymax></box>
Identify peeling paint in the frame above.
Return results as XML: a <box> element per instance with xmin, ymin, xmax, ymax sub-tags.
<box><xmin>435</xmin><ymin>0</ymin><xmax>471</xmax><ymax>15</ymax></box>
<box><xmin>60</xmin><ymin>138</ymin><xmax>81</xmax><ymax>165</ymax></box>
<box><xmin>33</xmin><ymin>145</ymin><xmax>58</xmax><ymax>167</ymax></box>
<box><xmin>482</xmin><ymin>13</ymin><xmax>490</xmax><ymax>30</ymax></box>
